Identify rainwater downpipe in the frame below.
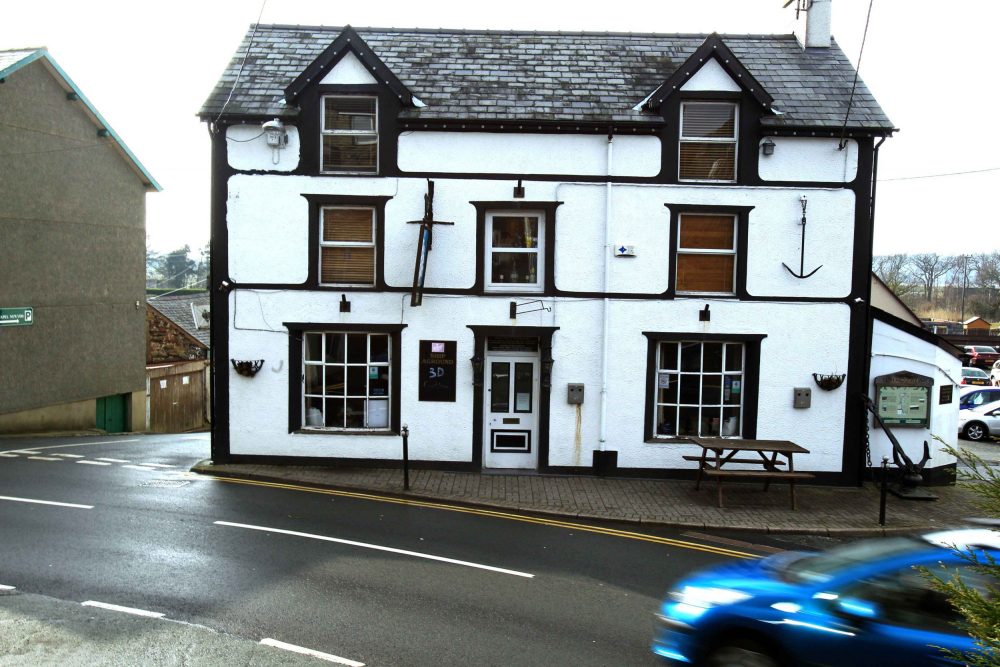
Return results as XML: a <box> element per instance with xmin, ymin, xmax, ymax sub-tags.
<box><xmin>599</xmin><ymin>129</ymin><xmax>614</xmax><ymax>454</ymax></box>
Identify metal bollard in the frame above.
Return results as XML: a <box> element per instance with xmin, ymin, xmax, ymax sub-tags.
<box><xmin>879</xmin><ymin>456</ymin><xmax>889</xmax><ymax>526</ymax></box>
<box><xmin>401</xmin><ymin>424</ymin><xmax>410</xmax><ymax>491</ymax></box>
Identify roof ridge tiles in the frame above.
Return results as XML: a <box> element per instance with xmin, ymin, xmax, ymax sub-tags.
<box><xmin>250</xmin><ymin>23</ymin><xmax>797</xmax><ymax>40</ymax></box>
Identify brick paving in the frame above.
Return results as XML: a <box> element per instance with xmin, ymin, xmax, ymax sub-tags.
<box><xmin>191</xmin><ymin>461</ymin><xmax>987</xmax><ymax>536</ymax></box>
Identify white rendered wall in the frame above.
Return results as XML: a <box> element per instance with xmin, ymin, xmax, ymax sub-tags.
<box><xmin>679</xmin><ymin>58</ymin><xmax>742</xmax><ymax>92</ymax></box>
<box><xmin>227</xmin><ymin>288</ymin><xmax>851</xmax><ymax>472</ymax></box>
<box><xmin>227</xmin><ymin>175</ymin><xmax>855</xmax><ymax>299</ymax></box>
<box><xmin>758</xmin><ymin>137</ymin><xmax>858</xmax><ymax>183</ymax></box>
<box><xmin>320</xmin><ymin>52</ymin><xmax>378</xmax><ymax>85</ymax></box>
<box><xmin>870</xmin><ymin>319</ymin><xmax>961</xmax><ymax>471</ymax></box>
<box><xmin>227</xmin><ymin>124</ymin><xmax>300</xmax><ymax>172</ymax></box>
<box><xmin>397</xmin><ymin>132</ymin><xmax>661</xmax><ymax>177</ymax></box>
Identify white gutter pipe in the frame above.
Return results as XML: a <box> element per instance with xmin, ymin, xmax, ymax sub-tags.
<box><xmin>599</xmin><ymin>131</ymin><xmax>613</xmax><ymax>452</ymax></box>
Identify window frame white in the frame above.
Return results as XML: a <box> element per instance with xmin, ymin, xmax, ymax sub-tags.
<box><xmin>302</xmin><ymin>331</ymin><xmax>392</xmax><ymax>432</ymax></box>
<box><xmin>320</xmin><ymin>94</ymin><xmax>379</xmax><ymax>174</ymax></box>
<box><xmin>484</xmin><ymin>210</ymin><xmax>545</xmax><ymax>293</ymax></box>
<box><xmin>652</xmin><ymin>340</ymin><xmax>745</xmax><ymax>440</ymax></box>
<box><xmin>678</xmin><ymin>101</ymin><xmax>739</xmax><ymax>183</ymax></box>
<box><xmin>675</xmin><ymin>212</ymin><xmax>738</xmax><ymax>296</ymax></box>
<box><xmin>319</xmin><ymin>206</ymin><xmax>376</xmax><ymax>287</ymax></box>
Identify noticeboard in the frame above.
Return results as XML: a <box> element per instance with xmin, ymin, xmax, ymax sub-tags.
<box><xmin>874</xmin><ymin>371</ymin><xmax>933</xmax><ymax>428</ymax></box>
<box><xmin>419</xmin><ymin>340</ymin><xmax>456</xmax><ymax>402</ymax></box>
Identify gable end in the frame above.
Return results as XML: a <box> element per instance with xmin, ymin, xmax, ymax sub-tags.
<box><xmin>643</xmin><ymin>34</ymin><xmax>773</xmax><ymax>113</ymax></box>
<box><xmin>284</xmin><ymin>26</ymin><xmax>414</xmax><ymax>108</ymax></box>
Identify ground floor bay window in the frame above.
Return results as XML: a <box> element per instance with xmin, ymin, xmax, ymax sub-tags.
<box><xmin>285</xmin><ymin>322</ymin><xmax>405</xmax><ymax>434</ymax></box>
<box><xmin>642</xmin><ymin>332</ymin><xmax>764</xmax><ymax>442</ymax></box>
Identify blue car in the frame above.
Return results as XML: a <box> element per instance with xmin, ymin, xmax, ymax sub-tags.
<box><xmin>652</xmin><ymin>528</ymin><xmax>998</xmax><ymax>666</ymax></box>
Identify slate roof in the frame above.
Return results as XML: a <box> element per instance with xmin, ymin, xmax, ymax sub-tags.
<box><xmin>148</xmin><ymin>293</ymin><xmax>210</xmax><ymax>347</ymax></box>
<box><xmin>200</xmin><ymin>25</ymin><xmax>894</xmax><ymax>132</ymax></box>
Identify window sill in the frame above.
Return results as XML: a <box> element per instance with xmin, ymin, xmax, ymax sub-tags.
<box><xmin>295</xmin><ymin>428</ymin><xmax>397</xmax><ymax>437</ymax></box>
<box><xmin>645</xmin><ymin>437</ymin><xmax>696</xmax><ymax>445</ymax></box>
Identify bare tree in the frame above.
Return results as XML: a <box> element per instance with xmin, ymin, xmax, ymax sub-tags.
<box><xmin>971</xmin><ymin>252</ymin><xmax>1000</xmax><ymax>322</ymax></box>
<box><xmin>910</xmin><ymin>253</ymin><xmax>954</xmax><ymax>302</ymax></box>
<box><xmin>873</xmin><ymin>254</ymin><xmax>914</xmax><ymax>295</ymax></box>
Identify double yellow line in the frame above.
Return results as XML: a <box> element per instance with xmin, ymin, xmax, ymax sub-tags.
<box><xmin>205</xmin><ymin>475</ymin><xmax>758</xmax><ymax>560</ymax></box>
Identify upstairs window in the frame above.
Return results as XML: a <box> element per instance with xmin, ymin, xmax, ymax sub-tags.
<box><xmin>320</xmin><ymin>207</ymin><xmax>375</xmax><ymax>285</ymax></box>
<box><xmin>679</xmin><ymin>102</ymin><xmax>737</xmax><ymax>182</ymax></box>
<box><xmin>675</xmin><ymin>213</ymin><xmax>736</xmax><ymax>294</ymax></box>
<box><xmin>486</xmin><ymin>211</ymin><xmax>545</xmax><ymax>292</ymax></box>
<box><xmin>321</xmin><ymin>96</ymin><xmax>378</xmax><ymax>173</ymax></box>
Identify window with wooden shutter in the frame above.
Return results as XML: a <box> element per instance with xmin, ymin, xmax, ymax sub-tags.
<box><xmin>675</xmin><ymin>213</ymin><xmax>736</xmax><ymax>293</ymax></box>
<box><xmin>321</xmin><ymin>96</ymin><xmax>378</xmax><ymax>173</ymax></box>
<box><xmin>679</xmin><ymin>102</ymin><xmax>737</xmax><ymax>181</ymax></box>
<box><xmin>320</xmin><ymin>208</ymin><xmax>375</xmax><ymax>285</ymax></box>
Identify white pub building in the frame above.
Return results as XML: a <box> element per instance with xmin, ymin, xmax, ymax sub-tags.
<box><xmin>200</xmin><ymin>4</ymin><xmax>961</xmax><ymax>485</ymax></box>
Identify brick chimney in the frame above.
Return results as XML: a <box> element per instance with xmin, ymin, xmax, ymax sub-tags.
<box><xmin>794</xmin><ymin>0</ymin><xmax>832</xmax><ymax>48</ymax></box>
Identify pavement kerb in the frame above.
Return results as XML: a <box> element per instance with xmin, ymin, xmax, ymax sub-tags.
<box><xmin>189</xmin><ymin>462</ymin><xmax>925</xmax><ymax>539</ymax></box>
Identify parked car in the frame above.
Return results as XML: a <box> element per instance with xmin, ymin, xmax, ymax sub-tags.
<box><xmin>961</xmin><ymin>366</ymin><xmax>991</xmax><ymax>386</ymax></box>
<box><xmin>959</xmin><ymin>385</ymin><xmax>1000</xmax><ymax>410</ymax></box>
<box><xmin>958</xmin><ymin>398</ymin><xmax>1000</xmax><ymax>442</ymax></box>
<box><xmin>652</xmin><ymin>529</ymin><xmax>999</xmax><ymax>666</ymax></box>
<box><xmin>990</xmin><ymin>360</ymin><xmax>1000</xmax><ymax>386</ymax></box>
<box><xmin>961</xmin><ymin>345</ymin><xmax>1000</xmax><ymax>369</ymax></box>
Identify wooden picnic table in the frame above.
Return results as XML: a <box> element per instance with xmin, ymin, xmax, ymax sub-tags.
<box><xmin>685</xmin><ymin>437</ymin><xmax>813</xmax><ymax>510</ymax></box>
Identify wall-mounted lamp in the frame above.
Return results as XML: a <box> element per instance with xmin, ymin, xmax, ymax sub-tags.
<box><xmin>513</xmin><ymin>179</ymin><xmax>525</xmax><ymax>199</ymax></box>
<box><xmin>66</xmin><ymin>92</ymin><xmax>78</xmax><ymax>101</ymax></box>
<box><xmin>340</xmin><ymin>293</ymin><xmax>351</xmax><ymax>313</ymax></box>
<box><xmin>470</xmin><ymin>354</ymin><xmax>484</xmax><ymax>387</ymax></box>
<box><xmin>97</xmin><ymin>128</ymin><xmax>110</xmax><ymax>138</ymax></box>
<box><xmin>541</xmin><ymin>351</ymin><xmax>554</xmax><ymax>389</ymax></box>
<box><xmin>761</xmin><ymin>138</ymin><xmax>776</xmax><ymax>156</ymax></box>
<box><xmin>699</xmin><ymin>304</ymin><xmax>711</xmax><ymax>322</ymax></box>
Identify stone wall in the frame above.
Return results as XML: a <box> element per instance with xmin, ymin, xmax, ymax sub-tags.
<box><xmin>146</xmin><ymin>305</ymin><xmax>207</xmax><ymax>363</ymax></box>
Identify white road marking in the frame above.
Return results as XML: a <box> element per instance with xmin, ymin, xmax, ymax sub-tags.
<box><xmin>0</xmin><ymin>584</ymin><xmax>15</xmax><ymax>591</ymax></box>
<box><xmin>0</xmin><ymin>453</ymin><xmax>19</xmax><ymax>458</ymax></box>
<box><xmin>215</xmin><ymin>521</ymin><xmax>535</xmax><ymax>579</ymax></box>
<box><xmin>27</xmin><ymin>456</ymin><xmax>62</xmax><ymax>462</ymax></box>
<box><xmin>0</xmin><ymin>495</ymin><xmax>93</xmax><ymax>509</ymax></box>
<box><xmin>0</xmin><ymin>439</ymin><xmax>140</xmax><ymax>454</ymax></box>
<box><xmin>137</xmin><ymin>463</ymin><xmax>175</xmax><ymax>468</ymax></box>
<box><xmin>259</xmin><ymin>639</ymin><xmax>365</xmax><ymax>666</ymax></box>
<box><xmin>8</xmin><ymin>451</ymin><xmax>40</xmax><ymax>455</ymax></box>
<box><xmin>96</xmin><ymin>458</ymin><xmax>130</xmax><ymax>463</ymax></box>
<box><xmin>53</xmin><ymin>453</ymin><xmax>85</xmax><ymax>458</ymax></box>
<box><xmin>77</xmin><ymin>460</ymin><xmax>112</xmax><ymax>466</ymax></box>
<box><xmin>82</xmin><ymin>601</ymin><xmax>164</xmax><ymax>618</ymax></box>
<box><xmin>122</xmin><ymin>465</ymin><xmax>157</xmax><ymax>471</ymax></box>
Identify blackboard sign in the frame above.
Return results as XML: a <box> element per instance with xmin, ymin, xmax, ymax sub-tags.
<box><xmin>419</xmin><ymin>340</ymin><xmax>456</xmax><ymax>402</ymax></box>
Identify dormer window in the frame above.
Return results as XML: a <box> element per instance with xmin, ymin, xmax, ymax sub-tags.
<box><xmin>321</xmin><ymin>95</ymin><xmax>378</xmax><ymax>173</ymax></box>
<box><xmin>679</xmin><ymin>102</ymin><xmax>737</xmax><ymax>182</ymax></box>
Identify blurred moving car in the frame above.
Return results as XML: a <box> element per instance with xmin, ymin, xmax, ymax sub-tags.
<box><xmin>961</xmin><ymin>345</ymin><xmax>1000</xmax><ymax>370</ymax></box>
<box><xmin>958</xmin><ymin>399</ymin><xmax>1000</xmax><ymax>442</ymax></box>
<box><xmin>652</xmin><ymin>529</ymin><xmax>998</xmax><ymax>666</ymax></box>
<box><xmin>959</xmin><ymin>385</ymin><xmax>1000</xmax><ymax>410</ymax></box>
<box><xmin>961</xmin><ymin>366</ymin><xmax>991</xmax><ymax>386</ymax></box>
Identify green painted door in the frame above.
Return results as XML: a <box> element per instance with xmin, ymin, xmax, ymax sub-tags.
<box><xmin>96</xmin><ymin>394</ymin><xmax>128</xmax><ymax>433</ymax></box>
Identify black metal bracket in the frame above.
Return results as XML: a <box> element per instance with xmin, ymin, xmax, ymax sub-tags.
<box><xmin>509</xmin><ymin>300</ymin><xmax>552</xmax><ymax>319</ymax></box>
<box><xmin>782</xmin><ymin>196</ymin><xmax>822</xmax><ymax>279</ymax></box>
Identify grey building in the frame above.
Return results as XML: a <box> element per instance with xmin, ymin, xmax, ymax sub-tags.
<box><xmin>0</xmin><ymin>47</ymin><xmax>160</xmax><ymax>434</ymax></box>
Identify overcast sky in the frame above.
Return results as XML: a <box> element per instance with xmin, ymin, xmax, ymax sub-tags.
<box><xmin>3</xmin><ymin>0</ymin><xmax>994</xmax><ymax>257</ymax></box>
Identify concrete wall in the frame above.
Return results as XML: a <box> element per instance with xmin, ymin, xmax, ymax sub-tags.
<box><xmin>0</xmin><ymin>389</ymin><xmax>146</xmax><ymax>434</ymax></box>
<box><xmin>0</xmin><ymin>59</ymin><xmax>148</xmax><ymax>417</ymax></box>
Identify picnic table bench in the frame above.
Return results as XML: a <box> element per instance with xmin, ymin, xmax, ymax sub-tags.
<box><xmin>687</xmin><ymin>437</ymin><xmax>814</xmax><ymax>509</ymax></box>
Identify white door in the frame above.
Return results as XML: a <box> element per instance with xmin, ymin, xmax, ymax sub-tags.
<box><xmin>483</xmin><ymin>354</ymin><xmax>539</xmax><ymax>469</ymax></box>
